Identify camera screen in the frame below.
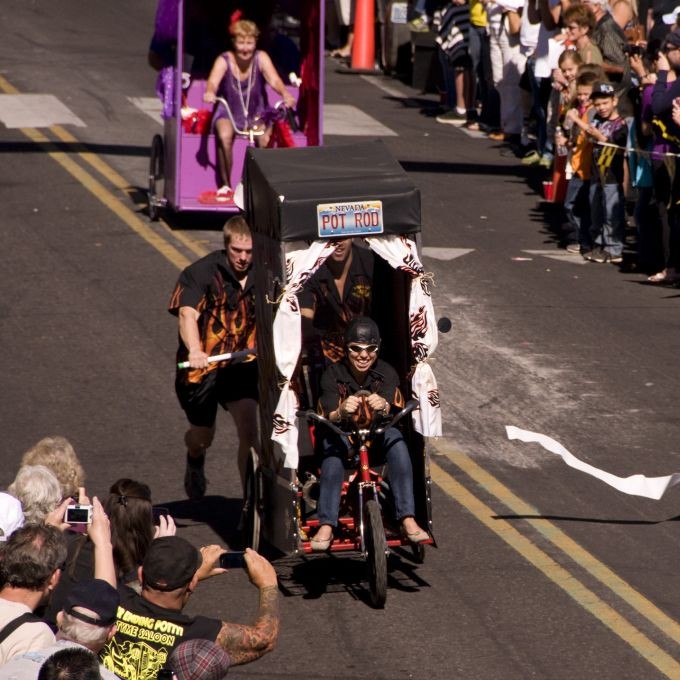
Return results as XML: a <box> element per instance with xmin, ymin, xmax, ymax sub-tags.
<box><xmin>218</xmin><ymin>552</ymin><xmax>246</xmax><ymax>569</ymax></box>
<box><xmin>66</xmin><ymin>507</ymin><xmax>91</xmax><ymax>523</ymax></box>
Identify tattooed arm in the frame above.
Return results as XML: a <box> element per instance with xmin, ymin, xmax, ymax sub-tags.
<box><xmin>215</xmin><ymin>549</ymin><xmax>280</xmax><ymax>665</ymax></box>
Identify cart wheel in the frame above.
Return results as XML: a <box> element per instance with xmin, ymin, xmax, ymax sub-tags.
<box><xmin>410</xmin><ymin>542</ymin><xmax>426</xmax><ymax>564</ymax></box>
<box><xmin>364</xmin><ymin>499</ymin><xmax>387</xmax><ymax>608</ymax></box>
<box><xmin>148</xmin><ymin>134</ymin><xmax>164</xmax><ymax>221</ymax></box>
<box><xmin>242</xmin><ymin>449</ymin><xmax>261</xmax><ymax>552</ymax></box>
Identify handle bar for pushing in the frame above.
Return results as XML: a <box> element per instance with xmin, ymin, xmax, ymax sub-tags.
<box><xmin>177</xmin><ymin>348</ymin><xmax>256</xmax><ymax>370</ymax></box>
<box><xmin>296</xmin><ymin>400</ymin><xmax>419</xmax><ymax>439</ymax></box>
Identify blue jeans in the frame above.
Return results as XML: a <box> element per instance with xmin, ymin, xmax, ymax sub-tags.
<box><xmin>589</xmin><ymin>182</ymin><xmax>625</xmax><ymax>256</ymax></box>
<box><xmin>317</xmin><ymin>427</ymin><xmax>416</xmax><ymax>527</ymax></box>
<box><xmin>525</xmin><ymin>56</ymin><xmax>549</xmax><ymax>156</ymax></box>
<box><xmin>564</xmin><ymin>177</ymin><xmax>591</xmax><ymax>250</ymax></box>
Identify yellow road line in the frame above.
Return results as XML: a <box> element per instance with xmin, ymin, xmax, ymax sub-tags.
<box><xmin>0</xmin><ymin>74</ymin><xmax>206</xmax><ymax>268</ymax></box>
<box><xmin>49</xmin><ymin>126</ymin><xmax>209</xmax><ymax>260</ymax></box>
<box><xmin>431</xmin><ymin>460</ymin><xmax>680</xmax><ymax>678</ymax></box>
<box><xmin>434</xmin><ymin>444</ymin><xmax>680</xmax><ymax>647</ymax></box>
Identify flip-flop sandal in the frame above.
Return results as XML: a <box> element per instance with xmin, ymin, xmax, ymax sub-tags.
<box><xmin>198</xmin><ymin>188</ymin><xmax>234</xmax><ymax>205</ymax></box>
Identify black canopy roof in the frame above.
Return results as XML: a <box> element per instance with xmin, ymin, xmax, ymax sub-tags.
<box><xmin>244</xmin><ymin>140</ymin><xmax>421</xmax><ymax>241</ymax></box>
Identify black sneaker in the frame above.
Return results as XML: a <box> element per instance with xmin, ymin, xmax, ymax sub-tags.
<box><xmin>609</xmin><ymin>253</ymin><xmax>623</xmax><ymax>264</ymax></box>
<box><xmin>436</xmin><ymin>110</ymin><xmax>467</xmax><ymax>126</ymax></box>
<box><xmin>184</xmin><ymin>453</ymin><xmax>207</xmax><ymax>500</ymax></box>
<box><xmin>587</xmin><ymin>247</ymin><xmax>607</xmax><ymax>263</ymax></box>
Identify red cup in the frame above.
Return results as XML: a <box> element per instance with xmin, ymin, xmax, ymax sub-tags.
<box><xmin>542</xmin><ymin>180</ymin><xmax>554</xmax><ymax>202</ymax></box>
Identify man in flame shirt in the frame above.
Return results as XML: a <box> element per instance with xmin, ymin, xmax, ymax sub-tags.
<box><xmin>169</xmin><ymin>216</ymin><xmax>257</xmax><ymax>500</ymax></box>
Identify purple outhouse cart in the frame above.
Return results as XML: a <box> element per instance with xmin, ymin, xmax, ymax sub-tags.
<box><xmin>147</xmin><ymin>1</ymin><xmax>324</xmax><ymax>219</ymax></box>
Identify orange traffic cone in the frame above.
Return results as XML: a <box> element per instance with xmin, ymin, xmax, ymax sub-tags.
<box><xmin>351</xmin><ymin>0</ymin><xmax>375</xmax><ymax>71</ymax></box>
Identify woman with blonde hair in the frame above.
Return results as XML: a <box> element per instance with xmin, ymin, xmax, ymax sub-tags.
<box><xmin>203</xmin><ymin>17</ymin><xmax>296</xmax><ymax>199</ymax></box>
<box><xmin>21</xmin><ymin>435</ymin><xmax>85</xmax><ymax>500</ymax></box>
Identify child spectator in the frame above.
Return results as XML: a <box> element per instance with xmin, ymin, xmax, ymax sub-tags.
<box><xmin>549</xmin><ymin>50</ymin><xmax>583</xmax><ymax>152</ymax></box>
<box><xmin>572</xmin><ymin>81</ymin><xmax>628</xmax><ymax>263</ymax></box>
<box><xmin>561</xmin><ymin>70</ymin><xmax>599</xmax><ymax>253</ymax></box>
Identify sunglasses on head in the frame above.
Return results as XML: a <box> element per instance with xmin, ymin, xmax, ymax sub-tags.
<box><xmin>348</xmin><ymin>343</ymin><xmax>379</xmax><ymax>354</ymax></box>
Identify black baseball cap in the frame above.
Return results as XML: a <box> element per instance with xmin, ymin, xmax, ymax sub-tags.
<box><xmin>590</xmin><ymin>81</ymin><xmax>616</xmax><ymax>99</ymax></box>
<box><xmin>344</xmin><ymin>317</ymin><xmax>381</xmax><ymax>346</ymax></box>
<box><xmin>143</xmin><ymin>536</ymin><xmax>201</xmax><ymax>591</ymax></box>
<box><xmin>64</xmin><ymin>578</ymin><xmax>120</xmax><ymax>626</ymax></box>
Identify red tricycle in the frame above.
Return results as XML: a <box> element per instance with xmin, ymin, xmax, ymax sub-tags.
<box><xmin>241</xmin><ymin>140</ymin><xmax>445</xmax><ymax>608</ymax></box>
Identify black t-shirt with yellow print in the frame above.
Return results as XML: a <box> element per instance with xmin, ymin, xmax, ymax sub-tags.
<box><xmin>100</xmin><ymin>587</ymin><xmax>222</xmax><ymax>680</ymax></box>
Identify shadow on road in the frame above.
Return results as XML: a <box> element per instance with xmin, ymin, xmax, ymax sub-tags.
<box><xmin>493</xmin><ymin>513</ymin><xmax>680</xmax><ymax>525</ymax></box>
<box><xmin>275</xmin><ymin>550</ymin><xmax>431</xmax><ymax>606</ymax></box>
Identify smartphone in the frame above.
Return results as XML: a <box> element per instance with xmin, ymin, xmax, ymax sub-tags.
<box><xmin>156</xmin><ymin>670</ymin><xmax>174</xmax><ymax>680</ymax></box>
<box><xmin>152</xmin><ymin>506</ymin><xmax>170</xmax><ymax>525</ymax></box>
<box><xmin>65</xmin><ymin>504</ymin><xmax>92</xmax><ymax>524</ymax></box>
<box><xmin>218</xmin><ymin>551</ymin><xmax>246</xmax><ymax>569</ymax></box>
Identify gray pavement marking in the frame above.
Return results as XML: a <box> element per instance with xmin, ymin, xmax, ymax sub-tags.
<box><xmin>522</xmin><ymin>249</ymin><xmax>589</xmax><ymax>265</ymax></box>
<box><xmin>128</xmin><ymin>96</ymin><xmax>163</xmax><ymax>125</ymax></box>
<box><xmin>0</xmin><ymin>94</ymin><xmax>85</xmax><ymax>128</ymax></box>
<box><xmin>324</xmin><ymin>103</ymin><xmax>397</xmax><ymax>136</ymax></box>
<box><xmin>422</xmin><ymin>247</ymin><xmax>475</xmax><ymax>260</ymax></box>
<box><xmin>359</xmin><ymin>74</ymin><xmax>409</xmax><ymax>99</ymax></box>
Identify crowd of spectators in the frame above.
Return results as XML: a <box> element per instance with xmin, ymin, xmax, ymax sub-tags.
<box><xmin>0</xmin><ymin>436</ymin><xmax>279</xmax><ymax>680</ymax></box>
<box><xmin>329</xmin><ymin>0</ymin><xmax>680</xmax><ymax>279</ymax></box>
<box><xmin>407</xmin><ymin>0</ymin><xmax>680</xmax><ymax>277</ymax></box>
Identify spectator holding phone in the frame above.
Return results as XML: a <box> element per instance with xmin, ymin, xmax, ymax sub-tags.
<box><xmin>100</xmin><ymin>538</ymin><xmax>279</xmax><ymax>678</ymax></box>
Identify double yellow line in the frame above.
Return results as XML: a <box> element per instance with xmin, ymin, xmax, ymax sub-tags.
<box><xmin>3</xmin><ymin>74</ymin><xmax>680</xmax><ymax>676</ymax></box>
<box><xmin>433</xmin><ymin>445</ymin><xmax>680</xmax><ymax>676</ymax></box>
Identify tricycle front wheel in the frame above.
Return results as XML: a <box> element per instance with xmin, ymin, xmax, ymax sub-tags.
<box><xmin>365</xmin><ymin>499</ymin><xmax>387</xmax><ymax>608</ymax></box>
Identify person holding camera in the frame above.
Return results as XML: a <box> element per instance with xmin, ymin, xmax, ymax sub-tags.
<box><xmin>99</xmin><ymin>537</ymin><xmax>279</xmax><ymax>680</ymax></box>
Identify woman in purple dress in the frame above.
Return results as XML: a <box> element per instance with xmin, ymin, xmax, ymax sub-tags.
<box><xmin>204</xmin><ymin>19</ymin><xmax>296</xmax><ymax>197</ymax></box>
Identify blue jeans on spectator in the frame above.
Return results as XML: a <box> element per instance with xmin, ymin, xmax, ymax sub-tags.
<box><xmin>468</xmin><ymin>24</ymin><xmax>499</xmax><ymax>127</ymax></box>
<box><xmin>317</xmin><ymin>427</ymin><xmax>416</xmax><ymax>527</ymax></box>
<box><xmin>564</xmin><ymin>177</ymin><xmax>591</xmax><ymax>250</ymax></box>
<box><xmin>525</xmin><ymin>56</ymin><xmax>549</xmax><ymax>157</ymax></box>
<box><xmin>590</xmin><ymin>182</ymin><xmax>625</xmax><ymax>256</ymax></box>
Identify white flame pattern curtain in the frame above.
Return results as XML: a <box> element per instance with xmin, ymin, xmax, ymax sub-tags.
<box><xmin>271</xmin><ymin>240</ymin><xmax>337</xmax><ymax>469</ymax></box>
<box><xmin>271</xmin><ymin>236</ymin><xmax>442</xmax><ymax>470</ymax></box>
<box><xmin>364</xmin><ymin>235</ymin><xmax>442</xmax><ymax>438</ymax></box>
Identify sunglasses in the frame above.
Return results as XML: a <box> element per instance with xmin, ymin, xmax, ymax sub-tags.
<box><xmin>347</xmin><ymin>343</ymin><xmax>379</xmax><ymax>354</ymax></box>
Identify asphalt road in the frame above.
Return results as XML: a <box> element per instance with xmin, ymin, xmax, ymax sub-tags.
<box><xmin>3</xmin><ymin>2</ymin><xmax>680</xmax><ymax>678</ymax></box>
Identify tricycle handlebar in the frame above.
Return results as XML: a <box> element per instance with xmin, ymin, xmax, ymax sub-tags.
<box><xmin>296</xmin><ymin>399</ymin><xmax>419</xmax><ymax>439</ymax></box>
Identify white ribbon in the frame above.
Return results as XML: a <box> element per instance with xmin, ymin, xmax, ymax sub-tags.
<box><xmin>506</xmin><ymin>426</ymin><xmax>680</xmax><ymax>500</ymax></box>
